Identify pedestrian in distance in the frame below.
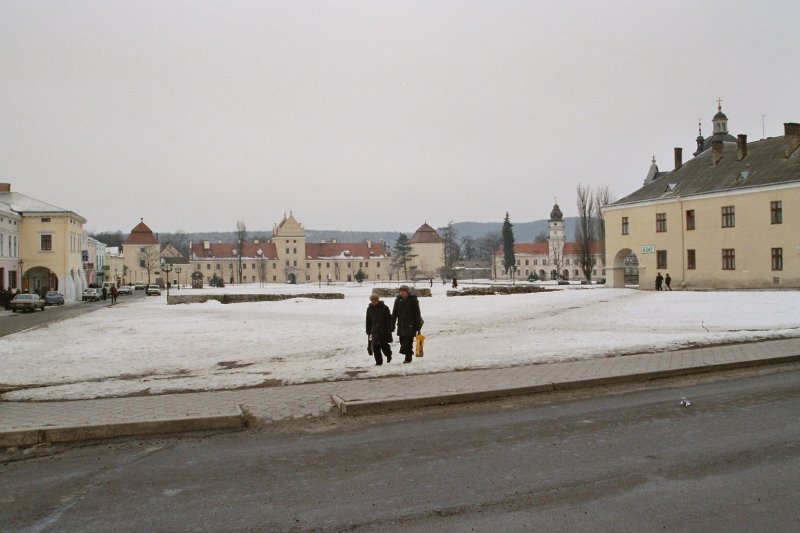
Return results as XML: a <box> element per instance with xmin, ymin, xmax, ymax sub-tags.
<box><xmin>101</xmin><ymin>286</ymin><xmax>108</xmax><ymax>300</ymax></box>
<box><xmin>655</xmin><ymin>272</ymin><xmax>664</xmax><ymax>291</ymax></box>
<box><xmin>452</xmin><ymin>278</ymin><xmax>458</xmax><ymax>289</ymax></box>
<box><xmin>110</xmin><ymin>285</ymin><xmax>118</xmax><ymax>304</ymax></box>
<box><xmin>391</xmin><ymin>284</ymin><xmax>423</xmax><ymax>364</ymax></box>
<box><xmin>365</xmin><ymin>293</ymin><xmax>393</xmax><ymax>365</ymax></box>
<box><xmin>665</xmin><ymin>273</ymin><xmax>672</xmax><ymax>291</ymax></box>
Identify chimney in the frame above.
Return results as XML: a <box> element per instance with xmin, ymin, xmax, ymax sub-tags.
<box><xmin>673</xmin><ymin>147</ymin><xmax>683</xmax><ymax>170</ymax></box>
<box><xmin>203</xmin><ymin>240</ymin><xmax>210</xmax><ymax>250</ymax></box>
<box><xmin>0</xmin><ymin>183</ymin><xmax>10</xmax><ymax>192</ymax></box>
<box><xmin>737</xmin><ymin>134</ymin><xmax>748</xmax><ymax>161</ymax></box>
<box><xmin>785</xmin><ymin>123</ymin><xmax>800</xmax><ymax>158</ymax></box>
<box><xmin>712</xmin><ymin>140</ymin><xmax>724</xmax><ymax>165</ymax></box>
<box><xmin>366</xmin><ymin>239</ymin><xmax>372</xmax><ymax>249</ymax></box>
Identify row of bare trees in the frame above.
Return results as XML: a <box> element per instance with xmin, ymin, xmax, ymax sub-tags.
<box><xmin>575</xmin><ymin>184</ymin><xmax>614</xmax><ymax>282</ymax></box>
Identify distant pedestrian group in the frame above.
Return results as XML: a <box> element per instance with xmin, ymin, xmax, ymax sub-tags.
<box><xmin>655</xmin><ymin>272</ymin><xmax>672</xmax><ymax>291</ymax></box>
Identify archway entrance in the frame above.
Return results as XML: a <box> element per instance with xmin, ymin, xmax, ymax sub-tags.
<box><xmin>23</xmin><ymin>266</ymin><xmax>57</xmax><ymax>296</ymax></box>
<box><xmin>608</xmin><ymin>249</ymin><xmax>639</xmax><ymax>288</ymax></box>
<box><xmin>287</xmin><ymin>273</ymin><xmax>296</xmax><ymax>284</ymax></box>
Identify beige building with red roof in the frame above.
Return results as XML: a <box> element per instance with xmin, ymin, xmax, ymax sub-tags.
<box><xmin>188</xmin><ymin>213</ymin><xmax>392</xmax><ymax>285</ymax></box>
<box><xmin>494</xmin><ymin>202</ymin><xmax>605</xmax><ymax>281</ymax></box>
<box><xmin>407</xmin><ymin>222</ymin><xmax>445</xmax><ymax>279</ymax></box>
<box><xmin>122</xmin><ymin>219</ymin><xmax>162</xmax><ymax>285</ymax></box>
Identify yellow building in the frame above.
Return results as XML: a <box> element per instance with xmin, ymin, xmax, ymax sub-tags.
<box><xmin>189</xmin><ymin>213</ymin><xmax>393</xmax><ymax>284</ymax></box>
<box><xmin>605</xmin><ymin>110</ymin><xmax>800</xmax><ymax>290</ymax></box>
<box><xmin>122</xmin><ymin>219</ymin><xmax>162</xmax><ymax>286</ymax></box>
<box><xmin>0</xmin><ymin>183</ymin><xmax>88</xmax><ymax>300</ymax></box>
<box><xmin>407</xmin><ymin>223</ymin><xmax>445</xmax><ymax>279</ymax></box>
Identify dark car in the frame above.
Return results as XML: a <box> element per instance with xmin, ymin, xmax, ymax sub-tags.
<box><xmin>10</xmin><ymin>293</ymin><xmax>45</xmax><ymax>312</ymax></box>
<box><xmin>44</xmin><ymin>291</ymin><xmax>65</xmax><ymax>306</ymax></box>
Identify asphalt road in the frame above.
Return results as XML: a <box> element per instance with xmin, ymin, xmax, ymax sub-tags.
<box><xmin>0</xmin><ymin>290</ymin><xmax>146</xmax><ymax>337</ymax></box>
<box><xmin>2</xmin><ymin>365</ymin><xmax>799</xmax><ymax>532</ymax></box>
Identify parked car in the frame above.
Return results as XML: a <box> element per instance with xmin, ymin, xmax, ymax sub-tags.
<box><xmin>82</xmin><ymin>288</ymin><xmax>102</xmax><ymax>301</ymax></box>
<box><xmin>145</xmin><ymin>284</ymin><xmax>162</xmax><ymax>296</ymax></box>
<box><xmin>10</xmin><ymin>293</ymin><xmax>46</xmax><ymax>312</ymax></box>
<box><xmin>117</xmin><ymin>285</ymin><xmax>133</xmax><ymax>295</ymax></box>
<box><xmin>134</xmin><ymin>283</ymin><xmax>146</xmax><ymax>291</ymax></box>
<box><xmin>44</xmin><ymin>291</ymin><xmax>65</xmax><ymax>306</ymax></box>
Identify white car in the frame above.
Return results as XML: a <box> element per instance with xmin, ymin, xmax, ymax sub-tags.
<box><xmin>82</xmin><ymin>288</ymin><xmax>102</xmax><ymax>301</ymax></box>
<box><xmin>117</xmin><ymin>285</ymin><xmax>133</xmax><ymax>295</ymax></box>
<box><xmin>145</xmin><ymin>284</ymin><xmax>162</xmax><ymax>296</ymax></box>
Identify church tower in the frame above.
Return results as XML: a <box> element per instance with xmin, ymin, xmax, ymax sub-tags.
<box><xmin>548</xmin><ymin>200</ymin><xmax>565</xmax><ymax>266</ymax></box>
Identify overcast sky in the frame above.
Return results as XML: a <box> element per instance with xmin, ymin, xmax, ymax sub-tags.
<box><xmin>1</xmin><ymin>1</ymin><xmax>797</xmax><ymax>234</ymax></box>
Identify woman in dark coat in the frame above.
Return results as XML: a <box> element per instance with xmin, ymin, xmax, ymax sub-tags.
<box><xmin>366</xmin><ymin>293</ymin><xmax>393</xmax><ymax>365</ymax></box>
<box><xmin>391</xmin><ymin>285</ymin><xmax>422</xmax><ymax>363</ymax></box>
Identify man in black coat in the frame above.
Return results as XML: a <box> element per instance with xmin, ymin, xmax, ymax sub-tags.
<box><xmin>391</xmin><ymin>285</ymin><xmax>423</xmax><ymax>363</ymax></box>
<box><xmin>366</xmin><ymin>293</ymin><xmax>393</xmax><ymax>365</ymax></box>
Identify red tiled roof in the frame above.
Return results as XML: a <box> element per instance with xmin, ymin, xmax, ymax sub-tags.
<box><xmin>305</xmin><ymin>242</ymin><xmax>388</xmax><ymax>259</ymax></box>
<box><xmin>409</xmin><ymin>223</ymin><xmax>443</xmax><ymax>244</ymax></box>
<box><xmin>514</xmin><ymin>243</ymin><xmax>549</xmax><ymax>255</ymax></box>
<box><xmin>190</xmin><ymin>242</ymin><xmax>278</xmax><ymax>259</ymax></box>
<box><xmin>123</xmin><ymin>220</ymin><xmax>159</xmax><ymax>245</ymax></box>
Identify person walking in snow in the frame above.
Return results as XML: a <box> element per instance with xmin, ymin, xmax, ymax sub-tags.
<box><xmin>665</xmin><ymin>273</ymin><xmax>672</xmax><ymax>291</ymax></box>
<box><xmin>366</xmin><ymin>293</ymin><xmax>393</xmax><ymax>365</ymax></box>
<box><xmin>391</xmin><ymin>285</ymin><xmax>423</xmax><ymax>363</ymax></box>
<box><xmin>655</xmin><ymin>272</ymin><xmax>664</xmax><ymax>291</ymax></box>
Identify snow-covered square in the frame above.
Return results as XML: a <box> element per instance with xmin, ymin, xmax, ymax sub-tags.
<box><xmin>1</xmin><ymin>283</ymin><xmax>798</xmax><ymax>401</ymax></box>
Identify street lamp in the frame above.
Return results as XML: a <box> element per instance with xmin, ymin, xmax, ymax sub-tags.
<box><xmin>175</xmin><ymin>267</ymin><xmax>181</xmax><ymax>290</ymax></box>
<box><xmin>162</xmin><ymin>262</ymin><xmax>173</xmax><ymax>298</ymax></box>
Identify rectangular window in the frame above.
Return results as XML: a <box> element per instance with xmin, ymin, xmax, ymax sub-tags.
<box><xmin>687</xmin><ymin>249</ymin><xmax>696</xmax><ymax>270</ymax></box>
<box><xmin>533</xmin><ymin>259</ymin><xmax>538</xmax><ymax>265</ymax></box>
<box><xmin>686</xmin><ymin>209</ymin><xmax>695</xmax><ymax>230</ymax></box>
<box><xmin>525</xmin><ymin>259</ymin><xmax>529</xmax><ymax>266</ymax></box>
<box><xmin>206</xmin><ymin>264</ymin><xmax>211</xmax><ymax>270</ymax></box>
<box><xmin>9</xmin><ymin>270</ymin><xmax>17</xmax><ymax>289</ymax></box>
<box><xmin>285</xmin><ymin>248</ymin><xmax>289</xmax><ymax>254</ymax></box>
<box><xmin>656</xmin><ymin>213</ymin><xmax>667</xmax><ymax>232</ymax></box>
<box><xmin>657</xmin><ymin>250</ymin><xmax>667</xmax><ymax>269</ymax></box>
<box><xmin>722</xmin><ymin>249</ymin><xmax>736</xmax><ymax>270</ymax></box>
<box><xmin>772</xmin><ymin>248</ymin><xmax>783</xmax><ymax>271</ymax></box>
<box><xmin>621</xmin><ymin>217</ymin><xmax>629</xmax><ymax>235</ymax></box>
<box><xmin>771</xmin><ymin>201</ymin><xmax>782</xmax><ymax>224</ymax></box>
<box><xmin>41</xmin><ymin>234</ymin><xmax>53</xmax><ymax>251</ymax></box>
<box><xmin>722</xmin><ymin>206</ymin><xmax>735</xmax><ymax>228</ymax></box>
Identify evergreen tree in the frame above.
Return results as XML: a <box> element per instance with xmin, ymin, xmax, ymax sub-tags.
<box><xmin>355</xmin><ymin>268</ymin><xmax>365</xmax><ymax>284</ymax></box>
<box><xmin>392</xmin><ymin>233</ymin><xmax>416</xmax><ymax>280</ymax></box>
<box><xmin>501</xmin><ymin>212</ymin><xmax>516</xmax><ymax>275</ymax></box>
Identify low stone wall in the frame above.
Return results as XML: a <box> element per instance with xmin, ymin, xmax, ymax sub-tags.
<box><xmin>372</xmin><ymin>287</ymin><xmax>432</xmax><ymax>298</ymax></box>
<box><xmin>167</xmin><ymin>293</ymin><xmax>345</xmax><ymax>305</ymax></box>
<box><xmin>447</xmin><ymin>285</ymin><xmax>549</xmax><ymax>297</ymax></box>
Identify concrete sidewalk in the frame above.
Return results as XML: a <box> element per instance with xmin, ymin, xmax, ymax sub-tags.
<box><xmin>3</xmin><ymin>337</ymin><xmax>800</xmax><ymax>447</ymax></box>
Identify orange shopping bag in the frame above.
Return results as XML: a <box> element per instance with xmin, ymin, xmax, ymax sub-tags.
<box><xmin>415</xmin><ymin>333</ymin><xmax>425</xmax><ymax>357</ymax></box>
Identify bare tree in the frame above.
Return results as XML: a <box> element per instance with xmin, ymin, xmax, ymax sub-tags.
<box><xmin>594</xmin><ymin>185</ymin><xmax>614</xmax><ymax>268</ymax></box>
<box><xmin>575</xmin><ymin>183</ymin><xmax>596</xmax><ymax>282</ymax></box>
<box><xmin>138</xmin><ymin>246</ymin><xmax>161</xmax><ymax>285</ymax></box>
<box><xmin>460</xmin><ymin>236</ymin><xmax>478</xmax><ymax>261</ymax></box>
<box><xmin>477</xmin><ymin>231</ymin><xmax>503</xmax><ymax>279</ymax></box>
<box><xmin>236</xmin><ymin>221</ymin><xmax>247</xmax><ymax>284</ymax></box>
<box><xmin>441</xmin><ymin>221</ymin><xmax>461</xmax><ymax>278</ymax></box>
<box><xmin>551</xmin><ymin>245</ymin><xmax>564</xmax><ymax>280</ymax></box>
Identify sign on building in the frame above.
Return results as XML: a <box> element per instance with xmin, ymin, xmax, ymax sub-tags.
<box><xmin>641</xmin><ymin>245</ymin><xmax>655</xmax><ymax>254</ymax></box>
